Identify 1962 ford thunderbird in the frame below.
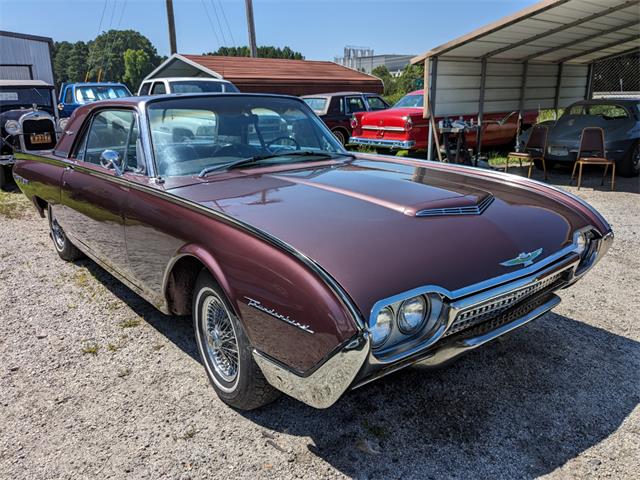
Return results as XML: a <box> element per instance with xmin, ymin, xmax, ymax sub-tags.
<box><xmin>13</xmin><ymin>93</ymin><xmax>613</xmax><ymax>410</ymax></box>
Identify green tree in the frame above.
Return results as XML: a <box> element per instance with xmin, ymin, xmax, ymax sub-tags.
<box><xmin>204</xmin><ymin>45</ymin><xmax>304</xmax><ymax>60</ymax></box>
<box><xmin>371</xmin><ymin>65</ymin><xmax>396</xmax><ymax>96</ymax></box>
<box><xmin>66</xmin><ymin>41</ymin><xmax>89</xmax><ymax>83</ymax></box>
<box><xmin>87</xmin><ymin>30</ymin><xmax>160</xmax><ymax>82</ymax></box>
<box><xmin>123</xmin><ymin>49</ymin><xmax>152</xmax><ymax>91</ymax></box>
<box><xmin>53</xmin><ymin>41</ymin><xmax>74</xmax><ymax>84</ymax></box>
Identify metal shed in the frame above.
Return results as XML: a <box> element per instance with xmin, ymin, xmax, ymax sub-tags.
<box><xmin>411</xmin><ymin>0</ymin><xmax>640</xmax><ymax>158</ymax></box>
<box><xmin>144</xmin><ymin>54</ymin><xmax>384</xmax><ymax>96</ymax></box>
<box><xmin>0</xmin><ymin>31</ymin><xmax>55</xmax><ymax>84</ymax></box>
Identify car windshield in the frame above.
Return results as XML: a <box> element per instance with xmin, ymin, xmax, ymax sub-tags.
<box><xmin>147</xmin><ymin>95</ymin><xmax>346</xmax><ymax>177</ymax></box>
<box><xmin>565</xmin><ymin>103</ymin><xmax>629</xmax><ymax>119</ymax></box>
<box><xmin>169</xmin><ymin>80</ymin><xmax>240</xmax><ymax>94</ymax></box>
<box><xmin>75</xmin><ymin>85</ymin><xmax>130</xmax><ymax>103</ymax></box>
<box><xmin>302</xmin><ymin>97</ymin><xmax>327</xmax><ymax>113</ymax></box>
<box><xmin>393</xmin><ymin>94</ymin><xmax>424</xmax><ymax>108</ymax></box>
<box><xmin>0</xmin><ymin>86</ymin><xmax>52</xmax><ymax>110</ymax></box>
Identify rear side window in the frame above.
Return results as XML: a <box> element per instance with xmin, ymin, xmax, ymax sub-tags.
<box><xmin>345</xmin><ymin>96</ymin><xmax>366</xmax><ymax>114</ymax></box>
<box><xmin>367</xmin><ymin>96</ymin><xmax>387</xmax><ymax>111</ymax></box>
<box><xmin>139</xmin><ymin>82</ymin><xmax>151</xmax><ymax>96</ymax></box>
<box><xmin>63</xmin><ymin>88</ymin><xmax>73</xmax><ymax>104</ymax></box>
<box><xmin>303</xmin><ymin>97</ymin><xmax>327</xmax><ymax>113</ymax></box>
<box><xmin>151</xmin><ymin>82</ymin><xmax>167</xmax><ymax>95</ymax></box>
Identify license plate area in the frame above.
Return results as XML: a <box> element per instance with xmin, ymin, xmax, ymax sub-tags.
<box><xmin>549</xmin><ymin>146</ymin><xmax>568</xmax><ymax>156</ymax></box>
<box><xmin>30</xmin><ymin>132</ymin><xmax>52</xmax><ymax>145</ymax></box>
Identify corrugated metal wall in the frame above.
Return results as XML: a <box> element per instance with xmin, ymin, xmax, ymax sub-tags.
<box><xmin>432</xmin><ymin>59</ymin><xmax>588</xmax><ymax>116</ymax></box>
<box><xmin>0</xmin><ymin>34</ymin><xmax>54</xmax><ymax>84</ymax></box>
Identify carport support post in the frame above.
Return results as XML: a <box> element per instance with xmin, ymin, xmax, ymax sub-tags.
<box><xmin>585</xmin><ymin>62</ymin><xmax>594</xmax><ymax>100</ymax></box>
<box><xmin>425</xmin><ymin>57</ymin><xmax>438</xmax><ymax>160</ymax></box>
<box><xmin>476</xmin><ymin>58</ymin><xmax>487</xmax><ymax>161</ymax></box>
<box><xmin>516</xmin><ymin>61</ymin><xmax>529</xmax><ymax>150</ymax></box>
<box><xmin>553</xmin><ymin>62</ymin><xmax>564</xmax><ymax>119</ymax></box>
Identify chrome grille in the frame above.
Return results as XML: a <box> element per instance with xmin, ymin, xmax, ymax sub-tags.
<box><xmin>416</xmin><ymin>195</ymin><xmax>494</xmax><ymax>217</ymax></box>
<box><xmin>444</xmin><ymin>270</ymin><xmax>565</xmax><ymax>337</ymax></box>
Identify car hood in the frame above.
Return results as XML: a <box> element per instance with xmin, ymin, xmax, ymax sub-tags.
<box><xmin>168</xmin><ymin>156</ymin><xmax>591</xmax><ymax>317</ymax></box>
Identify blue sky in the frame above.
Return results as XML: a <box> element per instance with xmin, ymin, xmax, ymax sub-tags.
<box><xmin>0</xmin><ymin>0</ymin><xmax>536</xmax><ymax>60</ymax></box>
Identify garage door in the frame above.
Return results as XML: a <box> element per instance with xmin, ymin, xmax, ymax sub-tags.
<box><xmin>0</xmin><ymin>65</ymin><xmax>33</xmax><ymax>80</ymax></box>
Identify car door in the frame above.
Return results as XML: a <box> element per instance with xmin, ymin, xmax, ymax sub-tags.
<box><xmin>59</xmin><ymin>86</ymin><xmax>76</xmax><ymax>118</ymax></box>
<box><xmin>57</xmin><ymin>109</ymin><xmax>135</xmax><ymax>276</ymax></box>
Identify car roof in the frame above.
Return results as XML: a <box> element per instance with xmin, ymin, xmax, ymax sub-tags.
<box><xmin>143</xmin><ymin>77</ymin><xmax>233</xmax><ymax>83</ymax></box>
<box><xmin>573</xmin><ymin>98</ymin><xmax>639</xmax><ymax>106</ymax></box>
<box><xmin>301</xmin><ymin>91</ymin><xmax>382</xmax><ymax>98</ymax></box>
<box><xmin>70</xmin><ymin>82</ymin><xmax>128</xmax><ymax>87</ymax></box>
<box><xmin>0</xmin><ymin>79</ymin><xmax>52</xmax><ymax>87</ymax></box>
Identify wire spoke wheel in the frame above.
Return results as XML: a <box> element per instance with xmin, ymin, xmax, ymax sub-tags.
<box><xmin>201</xmin><ymin>294</ymin><xmax>239</xmax><ymax>383</ymax></box>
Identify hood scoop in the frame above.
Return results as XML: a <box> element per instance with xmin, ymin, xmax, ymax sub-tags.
<box><xmin>414</xmin><ymin>194</ymin><xmax>494</xmax><ymax>217</ymax></box>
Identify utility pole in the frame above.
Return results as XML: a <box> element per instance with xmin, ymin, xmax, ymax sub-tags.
<box><xmin>166</xmin><ymin>0</ymin><xmax>177</xmax><ymax>55</ymax></box>
<box><xmin>244</xmin><ymin>0</ymin><xmax>258</xmax><ymax>57</ymax></box>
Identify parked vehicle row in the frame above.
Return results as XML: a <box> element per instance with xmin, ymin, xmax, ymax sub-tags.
<box><xmin>13</xmin><ymin>92</ymin><xmax>613</xmax><ymax>410</ymax></box>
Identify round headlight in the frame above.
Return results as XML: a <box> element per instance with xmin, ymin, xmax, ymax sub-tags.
<box><xmin>57</xmin><ymin>118</ymin><xmax>69</xmax><ymax>131</ymax></box>
<box><xmin>574</xmin><ymin>233</ymin><xmax>587</xmax><ymax>256</ymax></box>
<box><xmin>398</xmin><ymin>295</ymin><xmax>428</xmax><ymax>334</ymax></box>
<box><xmin>371</xmin><ymin>307</ymin><xmax>393</xmax><ymax>348</ymax></box>
<box><xmin>4</xmin><ymin>120</ymin><xmax>20</xmax><ymax>136</ymax></box>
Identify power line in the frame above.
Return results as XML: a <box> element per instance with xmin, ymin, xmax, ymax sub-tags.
<box><xmin>201</xmin><ymin>0</ymin><xmax>221</xmax><ymax>49</ymax></box>
<box><xmin>210</xmin><ymin>0</ymin><xmax>228</xmax><ymax>46</ymax></box>
<box><xmin>96</xmin><ymin>0</ymin><xmax>108</xmax><ymax>36</ymax></box>
<box><xmin>107</xmin><ymin>0</ymin><xmax>118</xmax><ymax>32</ymax></box>
<box><xmin>117</xmin><ymin>0</ymin><xmax>128</xmax><ymax>27</ymax></box>
<box><xmin>217</xmin><ymin>0</ymin><xmax>236</xmax><ymax>47</ymax></box>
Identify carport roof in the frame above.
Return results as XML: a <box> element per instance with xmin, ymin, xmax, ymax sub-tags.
<box><xmin>411</xmin><ymin>0</ymin><xmax>640</xmax><ymax>64</ymax></box>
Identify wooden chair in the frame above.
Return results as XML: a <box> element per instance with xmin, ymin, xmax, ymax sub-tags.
<box><xmin>570</xmin><ymin>127</ymin><xmax>615</xmax><ymax>191</ymax></box>
<box><xmin>505</xmin><ymin>125</ymin><xmax>548</xmax><ymax>180</ymax></box>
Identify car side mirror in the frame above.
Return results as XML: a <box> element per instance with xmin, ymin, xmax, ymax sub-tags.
<box><xmin>100</xmin><ymin>150</ymin><xmax>123</xmax><ymax>176</ymax></box>
<box><xmin>57</xmin><ymin>103</ymin><xmax>64</xmax><ymax>111</ymax></box>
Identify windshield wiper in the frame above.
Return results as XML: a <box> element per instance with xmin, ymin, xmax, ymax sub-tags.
<box><xmin>198</xmin><ymin>151</ymin><xmax>355</xmax><ymax>178</ymax></box>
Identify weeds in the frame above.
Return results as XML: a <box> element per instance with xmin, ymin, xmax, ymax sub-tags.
<box><xmin>82</xmin><ymin>343</ymin><xmax>100</xmax><ymax>355</ymax></box>
<box><xmin>118</xmin><ymin>319</ymin><xmax>141</xmax><ymax>329</ymax></box>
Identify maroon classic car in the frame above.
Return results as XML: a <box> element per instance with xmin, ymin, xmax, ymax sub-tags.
<box><xmin>13</xmin><ymin>93</ymin><xmax>612</xmax><ymax>410</ymax></box>
<box><xmin>301</xmin><ymin>92</ymin><xmax>389</xmax><ymax>145</ymax></box>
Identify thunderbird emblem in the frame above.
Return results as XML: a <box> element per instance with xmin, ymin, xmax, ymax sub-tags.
<box><xmin>500</xmin><ymin>248</ymin><xmax>543</xmax><ymax>267</ymax></box>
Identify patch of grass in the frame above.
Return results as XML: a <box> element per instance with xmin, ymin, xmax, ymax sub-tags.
<box><xmin>82</xmin><ymin>343</ymin><xmax>100</xmax><ymax>355</ymax></box>
<box><xmin>0</xmin><ymin>191</ymin><xmax>28</xmax><ymax>219</ymax></box>
<box><xmin>72</xmin><ymin>269</ymin><xmax>91</xmax><ymax>288</ymax></box>
<box><xmin>362</xmin><ymin>419</ymin><xmax>389</xmax><ymax>441</ymax></box>
<box><xmin>105</xmin><ymin>301</ymin><xmax>122</xmax><ymax>311</ymax></box>
<box><xmin>106</xmin><ymin>343</ymin><xmax>119</xmax><ymax>352</ymax></box>
<box><xmin>118</xmin><ymin>318</ymin><xmax>141</xmax><ymax>329</ymax></box>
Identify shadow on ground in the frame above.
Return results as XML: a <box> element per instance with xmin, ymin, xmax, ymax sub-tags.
<box><xmin>81</xmin><ymin>259</ymin><xmax>640</xmax><ymax>479</ymax></box>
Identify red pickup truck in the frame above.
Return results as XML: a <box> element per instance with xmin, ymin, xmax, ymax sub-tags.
<box><xmin>349</xmin><ymin>89</ymin><xmax>538</xmax><ymax>154</ymax></box>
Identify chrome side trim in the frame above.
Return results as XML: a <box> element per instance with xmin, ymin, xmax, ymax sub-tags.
<box><xmin>362</xmin><ymin>125</ymin><xmax>406</xmax><ymax>132</ymax></box>
<box><xmin>252</xmin><ymin>333</ymin><xmax>370</xmax><ymax>409</ymax></box>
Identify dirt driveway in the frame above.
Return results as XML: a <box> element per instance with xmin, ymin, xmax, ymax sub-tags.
<box><xmin>1</xmin><ymin>168</ymin><xmax>638</xmax><ymax>479</ymax></box>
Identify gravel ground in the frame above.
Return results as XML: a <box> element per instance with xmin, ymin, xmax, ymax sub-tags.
<box><xmin>0</xmin><ymin>168</ymin><xmax>638</xmax><ymax>480</ymax></box>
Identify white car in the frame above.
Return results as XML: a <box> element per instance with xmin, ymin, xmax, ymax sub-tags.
<box><xmin>138</xmin><ymin>77</ymin><xmax>239</xmax><ymax>96</ymax></box>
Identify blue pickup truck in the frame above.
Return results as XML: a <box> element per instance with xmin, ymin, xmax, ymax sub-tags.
<box><xmin>57</xmin><ymin>82</ymin><xmax>132</xmax><ymax>118</ymax></box>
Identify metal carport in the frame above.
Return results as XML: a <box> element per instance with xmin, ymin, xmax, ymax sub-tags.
<box><xmin>411</xmin><ymin>0</ymin><xmax>640</xmax><ymax>159</ymax></box>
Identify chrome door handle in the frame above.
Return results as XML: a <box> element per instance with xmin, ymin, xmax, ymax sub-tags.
<box><xmin>64</xmin><ymin>165</ymin><xmax>74</xmax><ymax>171</ymax></box>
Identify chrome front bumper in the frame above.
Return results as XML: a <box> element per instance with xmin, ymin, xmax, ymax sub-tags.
<box><xmin>349</xmin><ymin>136</ymin><xmax>416</xmax><ymax>150</ymax></box>
<box><xmin>253</xmin><ymin>229</ymin><xmax>613</xmax><ymax>409</ymax></box>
